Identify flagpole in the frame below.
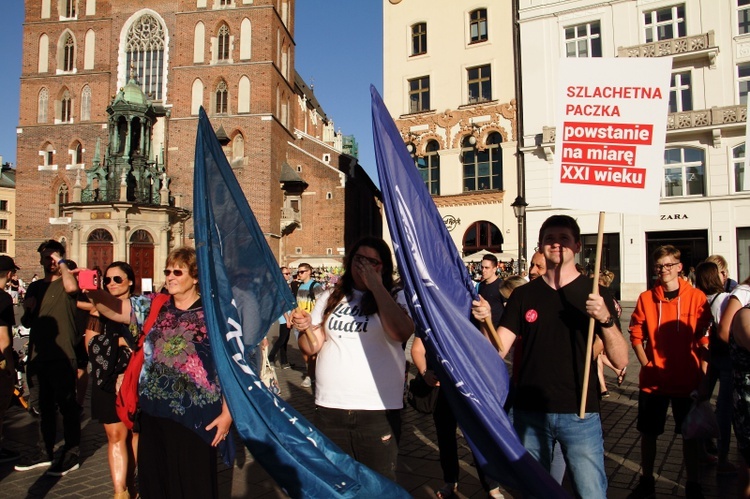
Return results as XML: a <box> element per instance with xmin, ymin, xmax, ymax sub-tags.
<box><xmin>579</xmin><ymin>211</ymin><xmax>605</xmax><ymax>419</ymax></box>
<box><xmin>484</xmin><ymin>318</ymin><xmax>505</xmax><ymax>356</ymax></box>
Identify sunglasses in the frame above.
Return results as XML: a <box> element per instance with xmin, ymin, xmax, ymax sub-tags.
<box><xmin>103</xmin><ymin>276</ymin><xmax>125</xmax><ymax>285</ymax></box>
<box><xmin>163</xmin><ymin>269</ymin><xmax>185</xmax><ymax>277</ymax></box>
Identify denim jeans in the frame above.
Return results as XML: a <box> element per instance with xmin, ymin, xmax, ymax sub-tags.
<box><xmin>315</xmin><ymin>406</ymin><xmax>400</xmax><ymax>482</ymax></box>
<box><xmin>514</xmin><ymin>409</ymin><xmax>608</xmax><ymax>499</ymax></box>
<box><xmin>705</xmin><ymin>352</ymin><xmax>733</xmax><ymax>458</ymax></box>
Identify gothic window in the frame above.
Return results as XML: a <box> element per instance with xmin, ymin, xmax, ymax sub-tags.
<box><xmin>38</xmin><ymin>88</ymin><xmax>49</xmax><ymax>123</ymax></box>
<box><xmin>61</xmin><ymin>89</ymin><xmax>72</xmax><ymax>123</ymax></box>
<box><xmin>81</xmin><ymin>85</ymin><xmax>91</xmax><ymax>120</ymax></box>
<box><xmin>232</xmin><ymin>133</ymin><xmax>244</xmax><ymax>160</ymax></box>
<box><xmin>73</xmin><ymin>141</ymin><xmax>83</xmax><ymax>165</ymax></box>
<box><xmin>218</xmin><ymin>24</ymin><xmax>230</xmax><ymax>61</ymax></box>
<box><xmin>238</xmin><ymin>75</ymin><xmax>250</xmax><ymax>113</ymax></box>
<box><xmin>125</xmin><ymin>14</ymin><xmax>166</xmax><ymax>100</ymax></box>
<box><xmin>194</xmin><ymin>22</ymin><xmax>205</xmax><ymax>63</ymax></box>
<box><xmin>84</xmin><ymin>29</ymin><xmax>95</xmax><ymax>69</ymax></box>
<box><xmin>63</xmin><ymin>33</ymin><xmax>75</xmax><ymax>72</ymax></box>
<box><xmin>57</xmin><ymin>184</ymin><xmax>69</xmax><ymax>216</ymax></box>
<box><xmin>240</xmin><ymin>18</ymin><xmax>251</xmax><ymax>60</ymax></box>
<box><xmin>215</xmin><ymin>80</ymin><xmax>228</xmax><ymax>114</ymax></box>
<box><xmin>191</xmin><ymin>79</ymin><xmax>203</xmax><ymax>115</ymax></box>
<box><xmin>38</xmin><ymin>34</ymin><xmax>49</xmax><ymax>72</ymax></box>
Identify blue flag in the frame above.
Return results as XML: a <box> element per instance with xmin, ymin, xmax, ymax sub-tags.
<box><xmin>193</xmin><ymin>107</ymin><xmax>410</xmax><ymax>498</ymax></box>
<box><xmin>371</xmin><ymin>87</ymin><xmax>567</xmax><ymax>497</ymax></box>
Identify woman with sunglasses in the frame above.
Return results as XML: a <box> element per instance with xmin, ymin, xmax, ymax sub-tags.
<box><xmin>291</xmin><ymin>237</ymin><xmax>414</xmax><ymax>481</ymax></box>
<box><xmin>86</xmin><ymin>248</ymin><xmax>232</xmax><ymax>499</ymax></box>
<box><xmin>85</xmin><ymin>262</ymin><xmax>148</xmax><ymax>499</ymax></box>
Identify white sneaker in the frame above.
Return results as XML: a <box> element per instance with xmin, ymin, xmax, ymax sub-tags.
<box><xmin>301</xmin><ymin>376</ymin><xmax>312</xmax><ymax>388</ymax></box>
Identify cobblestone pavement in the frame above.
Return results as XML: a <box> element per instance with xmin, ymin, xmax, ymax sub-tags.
<box><xmin>0</xmin><ymin>303</ymin><xmax>741</xmax><ymax>497</ymax></box>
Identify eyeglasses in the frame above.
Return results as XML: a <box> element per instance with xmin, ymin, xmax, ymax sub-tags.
<box><xmin>163</xmin><ymin>269</ymin><xmax>185</xmax><ymax>277</ymax></box>
<box><xmin>297</xmin><ymin>269</ymin><xmax>310</xmax><ymax>274</ymax></box>
<box><xmin>103</xmin><ymin>276</ymin><xmax>124</xmax><ymax>285</ymax></box>
<box><xmin>354</xmin><ymin>254</ymin><xmax>382</xmax><ymax>267</ymax></box>
<box><xmin>654</xmin><ymin>262</ymin><xmax>679</xmax><ymax>272</ymax></box>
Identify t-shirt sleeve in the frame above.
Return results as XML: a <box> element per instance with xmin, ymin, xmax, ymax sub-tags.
<box><xmin>310</xmin><ymin>290</ymin><xmax>332</xmax><ymax>327</ymax></box>
<box><xmin>0</xmin><ymin>291</ymin><xmax>15</xmax><ymax>328</ymax></box>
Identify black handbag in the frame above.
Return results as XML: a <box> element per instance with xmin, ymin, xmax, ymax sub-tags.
<box><xmin>407</xmin><ymin>374</ymin><xmax>439</xmax><ymax>414</ymax></box>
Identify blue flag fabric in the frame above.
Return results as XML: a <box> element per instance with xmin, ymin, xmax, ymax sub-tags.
<box><xmin>193</xmin><ymin>107</ymin><xmax>410</xmax><ymax>498</ymax></box>
<box><xmin>371</xmin><ymin>87</ymin><xmax>567</xmax><ymax>497</ymax></box>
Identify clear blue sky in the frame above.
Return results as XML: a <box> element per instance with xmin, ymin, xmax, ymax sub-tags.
<box><xmin>0</xmin><ymin>1</ymin><xmax>383</xmax><ymax>180</ymax></box>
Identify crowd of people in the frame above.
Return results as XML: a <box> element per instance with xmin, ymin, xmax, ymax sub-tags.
<box><xmin>4</xmin><ymin>216</ymin><xmax>750</xmax><ymax>498</ymax></box>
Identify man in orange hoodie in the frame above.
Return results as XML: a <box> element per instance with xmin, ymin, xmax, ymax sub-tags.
<box><xmin>628</xmin><ymin>245</ymin><xmax>711</xmax><ymax>499</ymax></box>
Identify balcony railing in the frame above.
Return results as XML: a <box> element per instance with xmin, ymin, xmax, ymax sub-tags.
<box><xmin>667</xmin><ymin>104</ymin><xmax>747</xmax><ymax>131</ymax></box>
<box><xmin>617</xmin><ymin>31</ymin><xmax>718</xmax><ymax>67</ymax></box>
<box><xmin>80</xmin><ymin>187</ymin><xmax>161</xmax><ymax>205</ymax></box>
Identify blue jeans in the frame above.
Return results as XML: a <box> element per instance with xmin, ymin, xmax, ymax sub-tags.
<box><xmin>514</xmin><ymin>410</ymin><xmax>608</xmax><ymax>499</ymax></box>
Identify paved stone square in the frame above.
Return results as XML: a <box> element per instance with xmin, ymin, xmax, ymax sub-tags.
<box><xmin>0</xmin><ymin>303</ymin><xmax>742</xmax><ymax>497</ymax></box>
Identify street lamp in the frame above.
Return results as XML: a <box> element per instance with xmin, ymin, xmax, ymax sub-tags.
<box><xmin>511</xmin><ymin>195</ymin><xmax>528</xmax><ymax>273</ymax></box>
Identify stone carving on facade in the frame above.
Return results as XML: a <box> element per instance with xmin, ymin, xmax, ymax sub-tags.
<box><xmin>396</xmin><ymin>101</ymin><xmax>517</xmax><ymax>156</ymax></box>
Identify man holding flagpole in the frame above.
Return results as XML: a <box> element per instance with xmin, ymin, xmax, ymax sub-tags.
<box><xmin>475</xmin><ymin>214</ymin><xmax>628</xmax><ymax>498</ymax></box>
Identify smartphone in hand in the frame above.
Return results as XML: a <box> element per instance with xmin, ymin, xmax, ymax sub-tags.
<box><xmin>78</xmin><ymin>269</ymin><xmax>99</xmax><ymax>290</ymax></box>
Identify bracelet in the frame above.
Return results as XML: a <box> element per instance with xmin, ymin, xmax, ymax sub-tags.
<box><xmin>57</xmin><ymin>259</ymin><xmax>68</xmax><ymax>267</ymax></box>
<box><xmin>421</xmin><ymin>369</ymin><xmax>428</xmax><ymax>376</ymax></box>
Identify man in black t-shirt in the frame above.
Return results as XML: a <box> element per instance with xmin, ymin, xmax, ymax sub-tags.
<box><xmin>472</xmin><ymin>254</ymin><xmax>504</xmax><ymax>332</ymax></box>
<box><xmin>473</xmin><ymin>215</ymin><xmax>629</xmax><ymax>498</ymax></box>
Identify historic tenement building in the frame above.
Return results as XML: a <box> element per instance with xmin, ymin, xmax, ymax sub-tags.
<box><xmin>16</xmin><ymin>0</ymin><xmax>378</xmax><ymax>289</ymax></box>
<box><xmin>383</xmin><ymin>0</ymin><xmax>521</xmax><ymax>265</ymax></box>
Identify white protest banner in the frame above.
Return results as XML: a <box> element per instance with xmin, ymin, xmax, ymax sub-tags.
<box><xmin>552</xmin><ymin>57</ymin><xmax>672</xmax><ymax>215</ymax></box>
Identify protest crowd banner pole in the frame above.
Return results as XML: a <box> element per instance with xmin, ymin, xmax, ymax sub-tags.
<box><xmin>579</xmin><ymin>211</ymin><xmax>605</xmax><ymax>419</ymax></box>
<box><xmin>484</xmin><ymin>317</ymin><xmax>505</xmax><ymax>356</ymax></box>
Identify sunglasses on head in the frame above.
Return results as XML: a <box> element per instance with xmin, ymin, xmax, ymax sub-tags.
<box><xmin>103</xmin><ymin>276</ymin><xmax>124</xmax><ymax>285</ymax></box>
<box><xmin>163</xmin><ymin>269</ymin><xmax>185</xmax><ymax>277</ymax></box>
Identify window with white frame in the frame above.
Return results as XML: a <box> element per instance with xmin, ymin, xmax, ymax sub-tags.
<box><xmin>408</xmin><ymin>76</ymin><xmax>430</xmax><ymax>113</ymax></box>
<box><xmin>215</xmin><ymin>80</ymin><xmax>228</xmax><ymax>114</ymax></box>
<box><xmin>218</xmin><ymin>24</ymin><xmax>230</xmax><ymax>61</ymax></box>
<box><xmin>565</xmin><ymin>21</ymin><xmax>602</xmax><ymax>57</ymax></box>
<box><xmin>669</xmin><ymin>71</ymin><xmax>692</xmax><ymax>112</ymax></box>
<box><xmin>63</xmin><ymin>33</ymin><xmax>75</xmax><ymax>72</ymax></box>
<box><xmin>60</xmin><ymin>89</ymin><xmax>72</xmax><ymax>123</ymax></box>
<box><xmin>663</xmin><ymin>147</ymin><xmax>705</xmax><ymax>197</ymax></box>
<box><xmin>740</xmin><ymin>0</ymin><xmax>750</xmax><ymax>35</ymax></box>
<box><xmin>411</xmin><ymin>22</ymin><xmax>426</xmax><ymax>56</ymax></box>
<box><xmin>469</xmin><ymin>9</ymin><xmax>487</xmax><ymax>43</ymax></box>
<box><xmin>739</xmin><ymin>63</ymin><xmax>750</xmax><ymax>105</ymax></box>
<box><xmin>644</xmin><ymin>4</ymin><xmax>686</xmax><ymax>43</ymax></box>
<box><xmin>467</xmin><ymin>64</ymin><xmax>491</xmax><ymax>104</ymax></box>
<box><xmin>733</xmin><ymin>144</ymin><xmax>749</xmax><ymax>192</ymax></box>
<box><xmin>62</xmin><ymin>0</ymin><xmax>76</xmax><ymax>18</ymax></box>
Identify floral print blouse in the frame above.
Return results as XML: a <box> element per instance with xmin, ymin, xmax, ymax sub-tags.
<box><xmin>138</xmin><ymin>297</ymin><xmax>224</xmax><ymax>447</ymax></box>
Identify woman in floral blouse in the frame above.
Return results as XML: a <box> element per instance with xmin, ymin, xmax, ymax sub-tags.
<box><xmin>88</xmin><ymin>247</ymin><xmax>233</xmax><ymax>499</ymax></box>
<box><xmin>85</xmin><ymin>261</ymin><xmax>149</xmax><ymax>499</ymax></box>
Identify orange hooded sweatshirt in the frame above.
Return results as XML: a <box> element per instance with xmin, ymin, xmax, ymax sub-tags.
<box><xmin>629</xmin><ymin>278</ymin><xmax>710</xmax><ymax>397</ymax></box>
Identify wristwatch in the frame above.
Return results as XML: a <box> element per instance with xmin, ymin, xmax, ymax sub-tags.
<box><xmin>598</xmin><ymin>316</ymin><xmax>615</xmax><ymax>328</ymax></box>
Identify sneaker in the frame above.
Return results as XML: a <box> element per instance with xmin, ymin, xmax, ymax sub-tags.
<box><xmin>685</xmin><ymin>481</ymin><xmax>705</xmax><ymax>499</ymax></box>
<box><xmin>46</xmin><ymin>452</ymin><xmax>79</xmax><ymax>477</ymax></box>
<box><xmin>14</xmin><ymin>453</ymin><xmax>52</xmax><ymax>472</ymax></box>
<box><xmin>0</xmin><ymin>448</ymin><xmax>20</xmax><ymax>463</ymax></box>
<box><xmin>301</xmin><ymin>376</ymin><xmax>312</xmax><ymax>388</ymax></box>
<box><xmin>626</xmin><ymin>475</ymin><xmax>655</xmax><ymax>499</ymax></box>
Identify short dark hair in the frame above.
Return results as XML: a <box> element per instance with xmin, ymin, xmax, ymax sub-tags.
<box><xmin>538</xmin><ymin>215</ymin><xmax>581</xmax><ymax>246</ymax></box>
<box><xmin>695</xmin><ymin>262</ymin><xmax>723</xmax><ymax>295</ymax></box>
<box><xmin>37</xmin><ymin>239</ymin><xmax>66</xmax><ymax>256</ymax></box>
<box><xmin>482</xmin><ymin>254</ymin><xmax>498</xmax><ymax>266</ymax></box>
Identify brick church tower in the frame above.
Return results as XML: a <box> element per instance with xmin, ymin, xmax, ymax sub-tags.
<box><xmin>16</xmin><ymin>0</ymin><xmax>380</xmax><ymax>288</ymax></box>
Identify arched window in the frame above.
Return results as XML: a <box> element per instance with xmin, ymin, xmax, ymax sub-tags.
<box><xmin>462</xmin><ymin>132</ymin><xmax>502</xmax><ymax>191</ymax></box>
<box><xmin>416</xmin><ymin>140</ymin><xmax>440</xmax><ymax>195</ymax></box>
<box><xmin>38</xmin><ymin>34</ymin><xmax>49</xmax><ymax>73</ymax></box>
<box><xmin>218</xmin><ymin>24</ymin><xmax>230</xmax><ymax>61</ymax></box>
<box><xmin>84</xmin><ymin>29</ymin><xmax>95</xmax><ymax>69</ymax></box>
<box><xmin>191</xmin><ymin>78</ymin><xmax>203</xmax><ymax>115</ymax></box>
<box><xmin>734</xmin><ymin>144</ymin><xmax>748</xmax><ymax>192</ymax></box>
<box><xmin>238</xmin><ymin>75</ymin><xmax>250</xmax><ymax>113</ymax></box>
<box><xmin>72</xmin><ymin>141</ymin><xmax>83</xmax><ymax>165</ymax></box>
<box><xmin>60</xmin><ymin>89</ymin><xmax>72</xmax><ymax>122</ymax></box>
<box><xmin>194</xmin><ymin>22</ymin><xmax>205</xmax><ymax>63</ymax></box>
<box><xmin>43</xmin><ymin>143</ymin><xmax>55</xmax><ymax>167</ymax></box>
<box><xmin>80</xmin><ymin>85</ymin><xmax>91</xmax><ymax>121</ymax></box>
<box><xmin>463</xmin><ymin>221</ymin><xmax>503</xmax><ymax>255</ymax></box>
<box><xmin>63</xmin><ymin>33</ymin><xmax>75</xmax><ymax>71</ymax></box>
<box><xmin>38</xmin><ymin>88</ymin><xmax>49</xmax><ymax>123</ymax></box>
<box><xmin>57</xmin><ymin>184</ymin><xmax>69</xmax><ymax>216</ymax></box>
<box><xmin>232</xmin><ymin>133</ymin><xmax>244</xmax><ymax>161</ymax></box>
<box><xmin>125</xmin><ymin>14</ymin><xmax>166</xmax><ymax>100</ymax></box>
<box><xmin>215</xmin><ymin>80</ymin><xmax>228</xmax><ymax>114</ymax></box>
<box><xmin>240</xmin><ymin>18</ymin><xmax>251</xmax><ymax>60</ymax></box>
<box><xmin>88</xmin><ymin>228</ymin><xmax>113</xmax><ymax>242</ymax></box>
<box><xmin>664</xmin><ymin>147</ymin><xmax>705</xmax><ymax>197</ymax></box>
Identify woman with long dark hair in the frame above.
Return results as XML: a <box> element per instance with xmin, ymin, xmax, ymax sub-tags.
<box><xmin>85</xmin><ymin>261</ymin><xmax>147</xmax><ymax>499</ymax></box>
<box><xmin>292</xmin><ymin>237</ymin><xmax>413</xmax><ymax>481</ymax></box>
